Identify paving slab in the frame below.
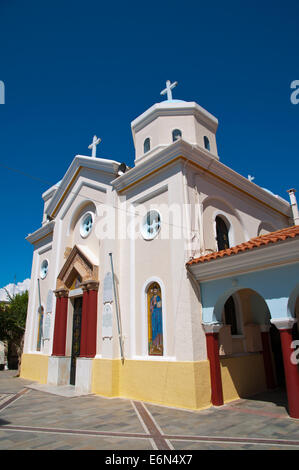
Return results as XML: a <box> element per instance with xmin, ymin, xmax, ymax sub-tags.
<box><xmin>1</xmin><ymin>370</ymin><xmax>299</xmax><ymax>451</ymax></box>
<box><xmin>27</xmin><ymin>382</ymin><xmax>93</xmax><ymax>397</ymax></box>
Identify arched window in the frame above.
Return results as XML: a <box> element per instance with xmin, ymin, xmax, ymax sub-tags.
<box><xmin>144</xmin><ymin>138</ymin><xmax>151</xmax><ymax>154</ymax></box>
<box><xmin>224</xmin><ymin>296</ymin><xmax>238</xmax><ymax>335</ymax></box>
<box><xmin>172</xmin><ymin>129</ymin><xmax>182</xmax><ymax>142</ymax></box>
<box><xmin>204</xmin><ymin>136</ymin><xmax>210</xmax><ymax>151</ymax></box>
<box><xmin>216</xmin><ymin>216</ymin><xmax>230</xmax><ymax>251</ymax></box>
<box><xmin>147</xmin><ymin>282</ymin><xmax>163</xmax><ymax>356</ymax></box>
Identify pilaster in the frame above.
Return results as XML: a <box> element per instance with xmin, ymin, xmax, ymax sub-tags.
<box><xmin>203</xmin><ymin>323</ymin><xmax>224</xmax><ymax>406</ymax></box>
<box><xmin>271</xmin><ymin>317</ymin><xmax>299</xmax><ymax>418</ymax></box>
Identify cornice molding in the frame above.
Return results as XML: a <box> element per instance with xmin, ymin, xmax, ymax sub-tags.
<box><xmin>46</xmin><ymin>155</ymin><xmax>121</xmax><ymax>218</ymax></box>
<box><xmin>202</xmin><ymin>323</ymin><xmax>223</xmax><ymax>333</ymax></box>
<box><xmin>112</xmin><ymin>139</ymin><xmax>222</xmax><ymax>193</ymax></box>
<box><xmin>131</xmin><ymin>101</ymin><xmax>219</xmax><ymax>134</ymax></box>
<box><xmin>112</xmin><ymin>139</ymin><xmax>291</xmax><ymax>218</ymax></box>
<box><xmin>26</xmin><ymin>220</ymin><xmax>55</xmax><ymax>245</ymax></box>
<box><xmin>270</xmin><ymin>317</ymin><xmax>297</xmax><ymax>330</ymax></box>
<box><xmin>42</xmin><ymin>182</ymin><xmax>61</xmax><ymax>202</ymax></box>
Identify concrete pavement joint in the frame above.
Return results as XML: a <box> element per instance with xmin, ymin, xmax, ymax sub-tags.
<box><xmin>1</xmin><ymin>423</ymin><xmax>299</xmax><ymax>448</ymax></box>
<box><xmin>0</xmin><ymin>388</ymin><xmax>31</xmax><ymax>413</ymax></box>
<box><xmin>132</xmin><ymin>401</ymin><xmax>173</xmax><ymax>450</ymax></box>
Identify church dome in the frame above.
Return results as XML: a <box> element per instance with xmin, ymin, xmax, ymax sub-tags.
<box><xmin>262</xmin><ymin>187</ymin><xmax>278</xmax><ymax>197</ymax></box>
<box><xmin>131</xmin><ymin>81</ymin><xmax>219</xmax><ymax>163</ymax></box>
<box><xmin>159</xmin><ymin>99</ymin><xmax>186</xmax><ymax>104</ymax></box>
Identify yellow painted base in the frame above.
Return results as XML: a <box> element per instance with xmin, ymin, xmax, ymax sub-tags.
<box><xmin>19</xmin><ymin>353</ymin><xmax>267</xmax><ymax>411</ymax></box>
<box><xmin>220</xmin><ymin>353</ymin><xmax>267</xmax><ymax>403</ymax></box>
<box><xmin>92</xmin><ymin>358</ymin><xmax>212</xmax><ymax>410</ymax></box>
<box><xmin>20</xmin><ymin>353</ymin><xmax>49</xmax><ymax>384</ymax></box>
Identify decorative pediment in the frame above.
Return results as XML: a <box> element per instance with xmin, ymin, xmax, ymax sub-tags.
<box><xmin>46</xmin><ymin>155</ymin><xmax>120</xmax><ymax>219</ymax></box>
<box><xmin>56</xmin><ymin>245</ymin><xmax>99</xmax><ymax>290</ymax></box>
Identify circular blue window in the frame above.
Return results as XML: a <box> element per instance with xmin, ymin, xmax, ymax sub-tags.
<box><xmin>80</xmin><ymin>212</ymin><xmax>93</xmax><ymax>238</ymax></box>
<box><xmin>141</xmin><ymin>210</ymin><xmax>161</xmax><ymax>240</ymax></box>
<box><xmin>40</xmin><ymin>260</ymin><xmax>49</xmax><ymax>279</ymax></box>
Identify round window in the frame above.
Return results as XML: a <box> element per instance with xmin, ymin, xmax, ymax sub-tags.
<box><xmin>80</xmin><ymin>212</ymin><xmax>94</xmax><ymax>238</ymax></box>
<box><xmin>40</xmin><ymin>260</ymin><xmax>49</xmax><ymax>279</ymax></box>
<box><xmin>141</xmin><ymin>210</ymin><xmax>161</xmax><ymax>240</ymax></box>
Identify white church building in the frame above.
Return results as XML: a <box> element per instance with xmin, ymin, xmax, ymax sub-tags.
<box><xmin>21</xmin><ymin>81</ymin><xmax>299</xmax><ymax>417</ymax></box>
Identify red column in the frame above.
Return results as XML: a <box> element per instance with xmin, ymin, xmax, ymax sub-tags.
<box><xmin>279</xmin><ymin>327</ymin><xmax>299</xmax><ymax>419</ymax></box>
<box><xmin>80</xmin><ymin>281</ymin><xmax>99</xmax><ymax>358</ymax></box>
<box><xmin>204</xmin><ymin>324</ymin><xmax>224</xmax><ymax>406</ymax></box>
<box><xmin>52</xmin><ymin>289</ymin><xmax>69</xmax><ymax>356</ymax></box>
<box><xmin>260</xmin><ymin>326</ymin><xmax>276</xmax><ymax>389</ymax></box>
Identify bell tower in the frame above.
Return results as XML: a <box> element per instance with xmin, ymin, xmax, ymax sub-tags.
<box><xmin>131</xmin><ymin>80</ymin><xmax>219</xmax><ymax>165</ymax></box>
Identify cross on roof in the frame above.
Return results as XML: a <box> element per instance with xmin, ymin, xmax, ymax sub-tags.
<box><xmin>88</xmin><ymin>135</ymin><xmax>101</xmax><ymax>158</ymax></box>
<box><xmin>160</xmin><ymin>80</ymin><xmax>178</xmax><ymax>101</ymax></box>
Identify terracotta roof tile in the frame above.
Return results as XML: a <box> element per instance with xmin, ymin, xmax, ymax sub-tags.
<box><xmin>187</xmin><ymin>225</ymin><xmax>299</xmax><ymax>266</ymax></box>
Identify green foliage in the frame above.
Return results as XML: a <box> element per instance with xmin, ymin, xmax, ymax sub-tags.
<box><xmin>0</xmin><ymin>290</ymin><xmax>29</xmax><ymax>373</ymax></box>
<box><xmin>0</xmin><ymin>290</ymin><xmax>28</xmax><ymax>343</ymax></box>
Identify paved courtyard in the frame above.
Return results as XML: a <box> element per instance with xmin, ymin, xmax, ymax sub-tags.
<box><xmin>0</xmin><ymin>370</ymin><xmax>299</xmax><ymax>450</ymax></box>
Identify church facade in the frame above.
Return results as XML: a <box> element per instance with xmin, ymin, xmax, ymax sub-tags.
<box><xmin>21</xmin><ymin>84</ymin><xmax>299</xmax><ymax>416</ymax></box>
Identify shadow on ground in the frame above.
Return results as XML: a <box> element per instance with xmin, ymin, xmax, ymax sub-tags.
<box><xmin>241</xmin><ymin>387</ymin><xmax>289</xmax><ymax>412</ymax></box>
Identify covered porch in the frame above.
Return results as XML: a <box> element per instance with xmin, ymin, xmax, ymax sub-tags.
<box><xmin>187</xmin><ymin>226</ymin><xmax>299</xmax><ymax>418</ymax></box>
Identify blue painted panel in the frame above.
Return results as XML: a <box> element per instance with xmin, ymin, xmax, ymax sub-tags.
<box><xmin>200</xmin><ymin>262</ymin><xmax>299</xmax><ymax>323</ymax></box>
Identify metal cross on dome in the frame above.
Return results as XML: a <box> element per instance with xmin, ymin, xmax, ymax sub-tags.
<box><xmin>160</xmin><ymin>80</ymin><xmax>178</xmax><ymax>101</ymax></box>
<box><xmin>88</xmin><ymin>135</ymin><xmax>101</xmax><ymax>158</ymax></box>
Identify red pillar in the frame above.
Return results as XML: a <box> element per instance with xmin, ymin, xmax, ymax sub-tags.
<box><xmin>80</xmin><ymin>281</ymin><xmax>99</xmax><ymax>358</ymax></box>
<box><xmin>260</xmin><ymin>326</ymin><xmax>276</xmax><ymax>389</ymax></box>
<box><xmin>279</xmin><ymin>327</ymin><xmax>299</xmax><ymax>419</ymax></box>
<box><xmin>204</xmin><ymin>324</ymin><xmax>224</xmax><ymax>406</ymax></box>
<box><xmin>52</xmin><ymin>289</ymin><xmax>69</xmax><ymax>356</ymax></box>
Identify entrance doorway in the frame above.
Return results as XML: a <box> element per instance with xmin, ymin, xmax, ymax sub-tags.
<box><xmin>70</xmin><ymin>297</ymin><xmax>82</xmax><ymax>385</ymax></box>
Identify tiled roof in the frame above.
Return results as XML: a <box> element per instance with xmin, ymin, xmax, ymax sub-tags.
<box><xmin>187</xmin><ymin>225</ymin><xmax>299</xmax><ymax>266</ymax></box>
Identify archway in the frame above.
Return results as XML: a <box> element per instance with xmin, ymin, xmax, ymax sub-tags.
<box><xmin>52</xmin><ymin>244</ymin><xmax>99</xmax><ymax>366</ymax></box>
<box><xmin>212</xmin><ymin>288</ymin><xmax>279</xmax><ymax>402</ymax></box>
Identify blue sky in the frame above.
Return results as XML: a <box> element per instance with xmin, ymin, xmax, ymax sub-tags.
<box><xmin>0</xmin><ymin>0</ymin><xmax>298</xmax><ymax>288</ymax></box>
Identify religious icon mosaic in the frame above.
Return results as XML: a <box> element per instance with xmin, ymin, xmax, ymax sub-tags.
<box><xmin>147</xmin><ymin>282</ymin><xmax>163</xmax><ymax>356</ymax></box>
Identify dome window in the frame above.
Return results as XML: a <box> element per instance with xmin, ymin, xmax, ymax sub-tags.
<box><xmin>204</xmin><ymin>136</ymin><xmax>210</xmax><ymax>151</ymax></box>
<box><xmin>143</xmin><ymin>138</ymin><xmax>151</xmax><ymax>154</ymax></box>
<box><xmin>172</xmin><ymin>129</ymin><xmax>182</xmax><ymax>142</ymax></box>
